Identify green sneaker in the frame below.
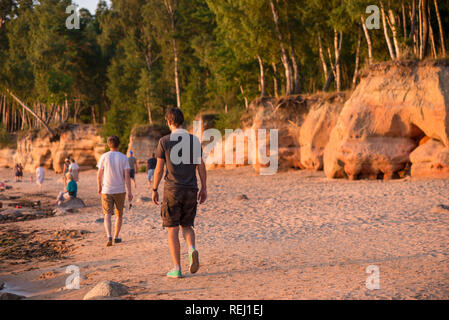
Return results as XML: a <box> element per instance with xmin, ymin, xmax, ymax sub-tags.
<box><xmin>167</xmin><ymin>269</ymin><xmax>182</xmax><ymax>278</ymax></box>
<box><xmin>189</xmin><ymin>249</ymin><xmax>200</xmax><ymax>274</ymax></box>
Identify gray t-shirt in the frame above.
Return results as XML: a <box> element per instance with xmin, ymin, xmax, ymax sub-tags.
<box><xmin>156</xmin><ymin>129</ymin><xmax>202</xmax><ymax>189</ymax></box>
<box><xmin>128</xmin><ymin>156</ymin><xmax>137</xmax><ymax>170</ymax></box>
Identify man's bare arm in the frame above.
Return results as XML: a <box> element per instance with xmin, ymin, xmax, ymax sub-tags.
<box><xmin>197</xmin><ymin>159</ymin><xmax>207</xmax><ymax>204</ymax></box>
<box><xmin>152</xmin><ymin>158</ymin><xmax>165</xmax><ymax>205</ymax></box>
<box><xmin>97</xmin><ymin>168</ymin><xmax>104</xmax><ymax>195</ymax></box>
<box><xmin>124</xmin><ymin>169</ymin><xmax>133</xmax><ymax>201</ymax></box>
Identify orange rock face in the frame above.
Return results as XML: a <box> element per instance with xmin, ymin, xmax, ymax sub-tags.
<box><xmin>246</xmin><ymin>94</ymin><xmax>347</xmax><ymax>174</ymax></box>
<box><xmin>14</xmin><ymin>124</ymin><xmax>105</xmax><ymax>173</ymax></box>
<box><xmin>324</xmin><ymin>60</ymin><xmax>449</xmax><ymax>179</ymax></box>
<box><xmin>410</xmin><ymin>139</ymin><xmax>449</xmax><ymax>178</ymax></box>
<box><xmin>299</xmin><ymin>94</ymin><xmax>346</xmax><ymax>171</ymax></box>
<box><xmin>126</xmin><ymin>125</ymin><xmax>170</xmax><ymax>168</ymax></box>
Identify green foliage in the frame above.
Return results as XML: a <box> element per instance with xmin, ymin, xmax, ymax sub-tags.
<box><xmin>0</xmin><ymin>0</ymin><xmax>448</xmax><ymax>148</ymax></box>
<box><xmin>214</xmin><ymin>107</ymin><xmax>245</xmax><ymax>133</ymax></box>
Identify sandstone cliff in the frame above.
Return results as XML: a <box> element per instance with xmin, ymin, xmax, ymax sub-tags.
<box><xmin>4</xmin><ymin>124</ymin><xmax>105</xmax><ymax>173</ymax></box>
<box><xmin>324</xmin><ymin>60</ymin><xmax>449</xmax><ymax>180</ymax></box>
<box><xmin>126</xmin><ymin>125</ymin><xmax>170</xmax><ymax>167</ymax></box>
<box><xmin>246</xmin><ymin>93</ymin><xmax>347</xmax><ymax>173</ymax></box>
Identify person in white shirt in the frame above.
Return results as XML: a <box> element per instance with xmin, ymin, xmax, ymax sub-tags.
<box><xmin>97</xmin><ymin>136</ymin><xmax>133</xmax><ymax>247</ymax></box>
<box><xmin>69</xmin><ymin>158</ymin><xmax>80</xmax><ymax>182</ymax></box>
<box><xmin>36</xmin><ymin>164</ymin><xmax>45</xmax><ymax>193</ymax></box>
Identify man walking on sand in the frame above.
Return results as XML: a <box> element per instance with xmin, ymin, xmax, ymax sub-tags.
<box><xmin>97</xmin><ymin>136</ymin><xmax>133</xmax><ymax>247</ymax></box>
<box><xmin>152</xmin><ymin>108</ymin><xmax>207</xmax><ymax>278</ymax></box>
<box><xmin>147</xmin><ymin>153</ymin><xmax>157</xmax><ymax>186</ymax></box>
<box><xmin>128</xmin><ymin>150</ymin><xmax>138</xmax><ymax>189</ymax></box>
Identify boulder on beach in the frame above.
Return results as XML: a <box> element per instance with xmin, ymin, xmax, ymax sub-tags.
<box><xmin>58</xmin><ymin>197</ymin><xmax>86</xmax><ymax>210</ymax></box>
<box><xmin>410</xmin><ymin>139</ymin><xmax>449</xmax><ymax>178</ymax></box>
<box><xmin>83</xmin><ymin>280</ymin><xmax>128</xmax><ymax>300</ymax></box>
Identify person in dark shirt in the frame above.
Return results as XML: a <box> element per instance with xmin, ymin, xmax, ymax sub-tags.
<box><xmin>127</xmin><ymin>151</ymin><xmax>138</xmax><ymax>188</ymax></box>
<box><xmin>147</xmin><ymin>153</ymin><xmax>157</xmax><ymax>187</ymax></box>
<box><xmin>152</xmin><ymin>107</ymin><xmax>207</xmax><ymax>279</ymax></box>
<box><xmin>14</xmin><ymin>163</ymin><xmax>23</xmax><ymax>182</ymax></box>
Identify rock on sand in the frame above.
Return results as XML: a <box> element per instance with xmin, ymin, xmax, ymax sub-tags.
<box><xmin>83</xmin><ymin>281</ymin><xmax>128</xmax><ymax>300</ymax></box>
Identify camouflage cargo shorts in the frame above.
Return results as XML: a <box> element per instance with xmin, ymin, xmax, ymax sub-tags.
<box><xmin>161</xmin><ymin>187</ymin><xmax>198</xmax><ymax>228</ymax></box>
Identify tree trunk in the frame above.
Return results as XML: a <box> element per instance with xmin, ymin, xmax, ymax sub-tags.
<box><xmin>318</xmin><ymin>36</ymin><xmax>328</xmax><ymax>76</ymax></box>
<box><xmin>6</xmin><ymin>89</ymin><xmax>55</xmax><ymax>136</ymax></box>
<box><xmin>420</xmin><ymin>0</ymin><xmax>429</xmax><ymax>59</ymax></box>
<box><xmin>324</xmin><ymin>31</ymin><xmax>342</xmax><ymax>92</ymax></box>
<box><xmin>402</xmin><ymin>2</ymin><xmax>407</xmax><ymax>39</ymax></box>
<box><xmin>409</xmin><ymin>0</ymin><xmax>417</xmax><ymax>54</ymax></box>
<box><xmin>146</xmin><ymin>102</ymin><xmax>153</xmax><ymax>125</ymax></box>
<box><xmin>388</xmin><ymin>8</ymin><xmax>401</xmax><ymax>58</ymax></box>
<box><xmin>327</xmin><ymin>47</ymin><xmax>337</xmax><ymax>79</ymax></box>
<box><xmin>257</xmin><ymin>55</ymin><xmax>266</xmax><ymax>97</ymax></box>
<box><xmin>428</xmin><ymin>2</ymin><xmax>437</xmax><ymax>58</ymax></box>
<box><xmin>91</xmin><ymin>106</ymin><xmax>97</xmax><ymax>125</ymax></box>
<box><xmin>272</xmin><ymin>62</ymin><xmax>279</xmax><ymax>98</ymax></box>
<box><xmin>381</xmin><ymin>2</ymin><xmax>397</xmax><ymax>60</ymax></box>
<box><xmin>270</xmin><ymin>0</ymin><xmax>294</xmax><ymax>95</ymax></box>
<box><xmin>334</xmin><ymin>29</ymin><xmax>342</xmax><ymax>91</ymax></box>
<box><xmin>164</xmin><ymin>0</ymin><xmax>181</xmax><ymax>108</ymax></box>
<box><xmin>433</xmin><ymin>0</ymin><xmax>446</xmax><ymax>57</ymax></box>
<box><xmin>419</xmin><ymin>0</ymin><xmax>423</xmax><ymax>56</ymax></box>
<box><xmin>239</xmin><ymin>85</ymin><xmax>249</xmax><ymax>109</ymax></box>
<box><xmin>352</xmin><ymin>27</ymin><xmax>362</xmax><ymax>89</ymax></box>
<box><xmin>361</xmin><ymin>16</ymin><xmax>374</xmax><ymax>64</ymax></box>
<box><xmin>288</xmin><ymin>30</ymin><xmax>301</xmax><ymax>94</ymax></box>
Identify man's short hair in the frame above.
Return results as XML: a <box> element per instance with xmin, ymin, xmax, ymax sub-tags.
<box><xmin>165</xmin><ymin>108</ymin><xmax>184</xmax><ymax>127</ymax></box>
<box><xmin>107</xmin><ymin>136</ymin><xmax>120</xmax><ymax>149</ymax></box>
<box><xmin>71</xmin><ymin>158</ymin><xmax>76</xmax><ymax>163</ymax></box>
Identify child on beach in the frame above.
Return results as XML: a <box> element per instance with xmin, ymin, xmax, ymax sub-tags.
<box><xmin>57</xmin><ymin>173</ymin><xmax>78</xmax><ymax>205</ymax></box>
<box><xmin>36</xmin><ymin>164</ymin><xmax>45</xmax><ymax>192</ymax></box>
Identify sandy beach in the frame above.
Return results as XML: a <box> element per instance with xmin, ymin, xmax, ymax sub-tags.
<box><xmin>0</xmin><ymin>166</ymin><xmax>448</xmax><ymax>300</ymax></box>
